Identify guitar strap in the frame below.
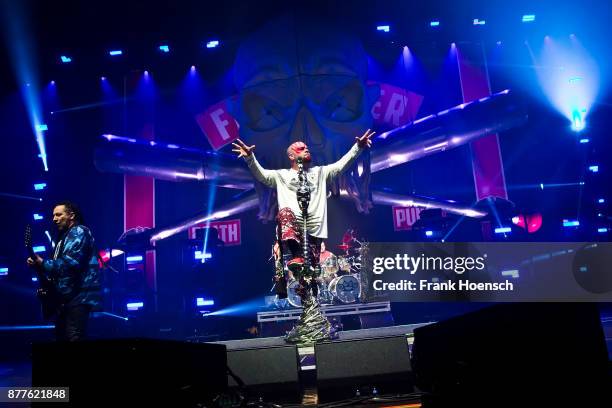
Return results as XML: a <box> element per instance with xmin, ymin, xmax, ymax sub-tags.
<box><xmin>52</xmin><ymin>238</ymin><xmax>64</xmax><ymax>260</ymax></box>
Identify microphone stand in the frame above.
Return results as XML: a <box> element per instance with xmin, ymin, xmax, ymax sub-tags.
<box><xmin>285</xmin><ymin>157</ymin><xmax>335</xmax><ymax>345</ymax></box>
<box><xmin>296</xmin><ymin>157</ymin><xmax>311</xmax><ymax>280</ymax></box>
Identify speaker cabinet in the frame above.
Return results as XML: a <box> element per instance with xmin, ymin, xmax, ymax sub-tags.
<box><xmin>315</xmin><ymin>335</ymin><xmax>413</xmax><ymax>402</ymax></box>
<box><xmin>32</xmin><ymin>338</ymin><xmax>227</xmax><ymax>406</ymax></box>
<box><xmin>227</xmin><ymin>345</ymin><xmax>300</xmax><ymax>402</ymax></box>
<box><xmin>412</xmin><ymin>303</ymin><xmax>610</xmax><ymax>407</ymax></box>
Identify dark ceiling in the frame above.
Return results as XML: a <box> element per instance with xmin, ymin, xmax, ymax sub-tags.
<box><xmin>1</xmin><ymin>0</ymin><xmax>610</xmax><ymax>95</ymax></box>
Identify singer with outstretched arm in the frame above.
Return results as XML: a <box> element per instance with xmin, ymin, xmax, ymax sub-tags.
<box><xmin>232</xmin><ymin>129</ymin><xmax>374</xmax><ymax>344</ymax></box>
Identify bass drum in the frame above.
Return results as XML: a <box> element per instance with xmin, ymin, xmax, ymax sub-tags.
<box><xmin>287</xmin><ymin>279</ymin><xmax>333</xmax><ymax>307</ymax></box>
<box><xmin>328</xmin><ymin>275</ymin><xmax>361</xmax><ymax>304</ymax></box>
<box><xmin>287</xmin><ymin>279</ymin><xmax>302</xmax><ymax>308</ymax></box>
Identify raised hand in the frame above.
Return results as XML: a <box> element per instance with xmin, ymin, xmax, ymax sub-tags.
<box><xmin>231</xmin><ymin>139</ymin><xmax>256</xmax><ymax>158</ymax></box>
<box><xmin>355</xmin><ymin>128</ymin><xmax>375</xmax><ymax>149</ymax></box>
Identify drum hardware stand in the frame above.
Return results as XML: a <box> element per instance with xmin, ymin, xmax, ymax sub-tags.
<box><xmin>285</xmin><ymin>157</ymin><xmax>336</xmax><ymax>345</ymax></box>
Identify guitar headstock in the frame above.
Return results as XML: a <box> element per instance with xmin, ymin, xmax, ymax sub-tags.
<box><xmin>25</xmin><ymin>224</ymin><xmax>35</xmax><ymax>258</ymax></box>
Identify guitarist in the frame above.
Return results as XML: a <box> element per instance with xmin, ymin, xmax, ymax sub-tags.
<box><xmin>232</xmin><ymin>130</ymin><xmax>374</xmax><ymax>342</ymax></box>
<box><xmin>27</xmin><ymin>201</ymin><xmax>102</xmax><ymax>341</ymax></box>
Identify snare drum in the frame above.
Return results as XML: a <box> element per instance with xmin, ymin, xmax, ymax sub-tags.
<box><xmin>328</xmin><ymin>274</ymin><xmax>361</xmax><ymax>304</ymax></box>
<box><xmin>337</xmin><ymin>256</ymin><xmax>352</xmax><ymax>273</ymax></box>
<box><xmin>320</xmin><ymin>253</ymin><xmax>338</xmax><ymax>282</ymax></box>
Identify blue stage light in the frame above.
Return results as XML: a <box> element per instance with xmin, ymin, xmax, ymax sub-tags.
<box><xmin>203</xmin><ymin>298</ymin><xmax>265</xmax><ymax>317</ymax></box>
<box><xmin>32</xmin><ymin>277</ymin><xmax>38</xmax><ymax>282</ymax></box>
<box><xmin>159</xmin><ymin>45</ymin><xmax>170</xmax><ymax>53</ymax></box>
<box><xmin>33</xmin><ymin>182</ymin><xmax>46</xmax><ymax>190</ymax></box>
<box><xmin>0</xmin><ymin>325</ymin><xmax>54</xmax><ymax>331</ymax></box>
<box><xmin>535</xmin><ymin>36</ymin><xmax>597</xmax><ymax>132</ymax></box>
<box><xmin>33</xmin><ymin>213</ymin><xmax>43</xmax><ymax>221</ymax></box>
<box><xmin>495</xmin><ymin>227</ymin><xmax>512</xmax><ymax>234</ymax></box>
<box><xmin>60</xmin><ymin>55</ymin><xmax>72</xmax><ymax>63</ymax></box>
<box><xmin>109</xmin><ymin>50</ymin><xmax>123</xmax><ymax>56</ymax></box>
<box><xmin>522</xmin><ymin>14</ymin><xmax>536</xmax><ymax>23</ymax></box>
<box><xmin>126</xmin><ymin>255</ymin><xmax>143</xmax><ymax>263</ymax></box>
<box><xmin>33</xmin><ymin>245</ymin><xmax>46</xmax><ymax>253</ymax></box>
<box><xmin>376</xmin><ymin>25</ymin><xmax>390</xmax><ymax>32</ymax></box>
<box><xmin>196</xmin><ymin>297</ymin><xmax>215</xmax><ymax>307</ymax></box>
<box><xmin>194</xmin><ymin>251</ymin><xmax>212</xmax><ymax>261</ymax></box>
<box><xmin>206</xmin><ymin>40</ymin><xmax>219</xmax><ymax>48</ymax></box>
<box><xmin>501</xmin><ymin>269</ymin><xmax>520</xmax><ymax>279</ymax></box>
<box><xmin>588</xmin><ymin>165</ymin><xmax>599</xmax><ymax>173</ymax></box>
<box><xmin>126</xmin><ymin>302</ymin><xmax>144</xmax><ymax>311</ymax></box>
<box><xmin>598</xmin><ymin>227</ymin><xmax>609</xmax><ymax>233</ymax></box>
<box><xmin>0</xmin><ymin>267</ymin><xmax>8</xmax><ymax>276</ymax></box>
<box><xmin>97</xmin><ymin>312</ymin><xmax>129</xmax><ymax>321</ymax></box>
<box><xmin>598</xmin><ymin>198</ymin><xmax>605</xmax><ymax>204</ymax></box>
<box><xmin>36</xmin><ymin>124</ymin><xmax>48</xmax><ymax>131</ymax></box>
<box><xmin>579</xmin><ymin>138</ymin><xmax>589</xmax><ymax>143</ymax></box>
<box><xmin>562</xmin><ymin>219</ymin><xmax>580</xmax><ymax>227</ymax></box>
<box><xmin>425</xmin><ymin>230</ymin><xmax>433</xmax><ymax>237</ymax></box>
<box><xmin>430</xmin><ymin>21</ymin><xmax>440</xmax><ymax>27</ymax></box>
<box><xmin>571</xmin><ymin>109</ymin><xmax>586</xmax><ymax>131</ymax></box>
<box><xmin>473</xmin><ymin>19</ymin><xmax>486</xmax><ymax>26</ymax></box>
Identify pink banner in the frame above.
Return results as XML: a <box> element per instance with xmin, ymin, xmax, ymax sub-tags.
<box><xmin>456</xmin><ymin>47</ymin><xmax>508</xmax><ymax>201</ymax></box>
<box><xmin>188</xmin><ymin>219</ymin><xmax>242</xmax><ymax>246</ymax></box>
<box><xmin>124</xmin><ymin>91</ymin><xmax>156</xmax><ymax>296</ymax></box>
<box><xmin>370</xmin><ymin>82</ymin><xmax>424</xmax><ymax>128</ymax></box>
<box><xmin>195</xmin><ymin>99</ymin><xmax>240</xmax><ymax>150</ymax></box>
<box><xmin>392</xmin><ymin>206</ymin><xmax>424</xmax><ymax>231</ymax></box>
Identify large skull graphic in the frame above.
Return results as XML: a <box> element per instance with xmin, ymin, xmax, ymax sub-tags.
<box><xmin>229</xmin><ymin>14</ymin><xmax>379</xmax><ymax>220</ymax></box>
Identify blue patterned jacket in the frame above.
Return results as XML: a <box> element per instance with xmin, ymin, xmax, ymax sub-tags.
<box><xmin>42</xmin><ymin>225</ymin><xmax>102</xmax><ymax>310</ymax></box>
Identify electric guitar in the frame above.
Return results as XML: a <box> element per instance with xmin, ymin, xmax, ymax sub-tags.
<box><xmin>25</xmin><ymin>225</ymin><xmax>62</xmax><ymax>319</ymax></box>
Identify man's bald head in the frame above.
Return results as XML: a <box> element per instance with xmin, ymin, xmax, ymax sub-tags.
<box><xmin>286</xmin><ymin>141</ymin><xmax>311</xmax><ymax>165</ymax></box>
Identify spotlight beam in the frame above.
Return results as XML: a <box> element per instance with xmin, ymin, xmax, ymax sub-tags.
<box><xmin>149</xmin><ymin>191</ymin><xmax>258</xmax><ymax>243</ymax></box>
<box><xmin>367</xmin><ymin>190</ymin><xmax>487</xmax><ymax>218</ymax></box>
<box><xmin>95</xmin><ymin>134</ymin><xmax>254</xmax><ymax>188</ymax></box>
<box><xmin>0</xmin><ymin>192</ymin><xmax>43</xmax><ymax>201</ymax></box>
<box><xmin>147</xmin><ymin>188</ymin><xmax>487</xmax><ymax>245</ymax></box>
<box><xmin>370</xmin><ymin>90</ymin><xmax>527</xmax><ymax>173</ymax></box>
<box><xmin>1</xmin><ymin>2</ymin><xmax>48</xmax><ymax>171</ymax></box>
<box><xmin>96</xmin><ymin>90</ymin><xmax>526</xmax><ymax>191</ymax></box>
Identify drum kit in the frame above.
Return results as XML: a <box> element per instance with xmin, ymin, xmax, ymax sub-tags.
<box><xmin>286</xmin><ymin>229</ymin><xmax>366</xmax><ymax>308</ymax></box>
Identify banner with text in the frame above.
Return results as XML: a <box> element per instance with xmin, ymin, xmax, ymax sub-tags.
<box><xmin>361</xmin><ymin>242</ymin><xmax>612</xmax><ymax>302</ymax></box>
<box><xmin>188</xmin><ymin>219</ymin><xmax>241</xmax><ymax>246</ymax></box>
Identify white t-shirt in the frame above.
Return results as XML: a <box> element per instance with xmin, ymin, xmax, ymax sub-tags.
<box><xmin>245</xmin><ymin>143</ymin><xmax>363</xmax><ymax>239</ymax></box>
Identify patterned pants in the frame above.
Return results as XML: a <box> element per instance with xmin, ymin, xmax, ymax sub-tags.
<box><xmin>275</xmin><ymin>208</ymin><xmax>336</xmax><ymax>344</ymax></box>
<box><xmin>274</xmin><ymin>207</ymin><xmax>321</xmax><ymax>298</ymax></box>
